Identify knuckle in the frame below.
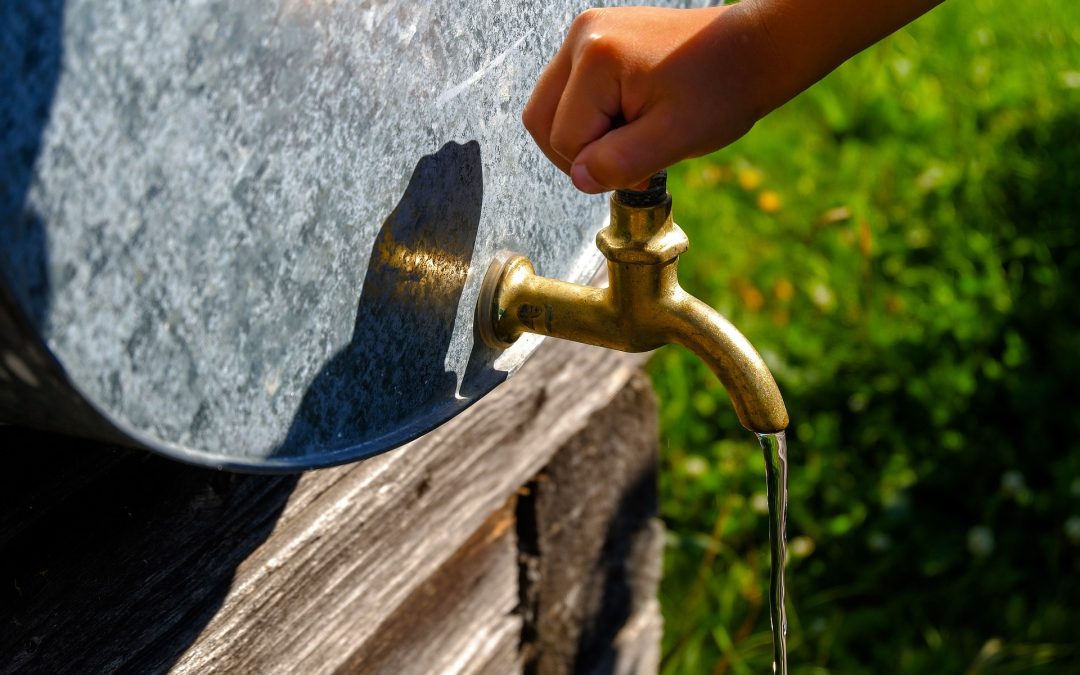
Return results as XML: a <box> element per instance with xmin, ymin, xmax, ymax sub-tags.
<box><xmin>577</xmin><ymin>31</ymin><xmax>621</xmax><ymax>66</ymax></box>
<box><xmin>570</xmin><ymin>8</ymin><xmax>605</xmax><ymax>33</ymax></box>
<box><xmin>569</xmin><ymin>10</ymin><xmax>622</xmax><ymax>65</ymax></box>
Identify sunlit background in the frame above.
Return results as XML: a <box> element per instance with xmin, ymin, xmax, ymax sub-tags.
<box><xmin>650</xmin><ymin>0</ymin><xmax>1080</xmax><ymax>672</ymax></box>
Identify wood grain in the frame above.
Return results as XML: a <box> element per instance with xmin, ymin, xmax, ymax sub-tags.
<box><xmin>1</xmin><ymin>338</ymin><xmax>663</xmax><ymax>675</ymax></box>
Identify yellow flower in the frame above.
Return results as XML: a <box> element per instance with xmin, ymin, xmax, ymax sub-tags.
<box><xmin>734</xmin><ymin>278</ymin><xmax>765</xmax><ymax>312</ymax></box>
<box><xmin>773</xmin><ymin>278</ymin><xmax>794</xmax><ymax>302</ymax></box>
<box><xmin>757</xmin><ymin>190</ymin><xmax>782</xmax><ymax>213</ymax></box>
<box><xmin>737</xmin><ymin>166</ymin><xmax>764</xmax><ymax>191</ymax></box>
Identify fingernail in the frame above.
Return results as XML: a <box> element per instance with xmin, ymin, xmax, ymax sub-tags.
<box><xmin>571</xmin><ymin>163</ymin><xmax>605</xmax><ymax>193</ymax></box>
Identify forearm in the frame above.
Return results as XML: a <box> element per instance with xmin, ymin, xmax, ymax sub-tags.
<box><xmin>734</xmin><ymin>0</ymin><xmax>945</xmax><ymax>116</ymax></box>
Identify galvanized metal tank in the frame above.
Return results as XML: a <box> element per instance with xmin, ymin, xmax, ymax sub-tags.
<box><xmin>0</xmin><ymin>0</ymin><xmax>699</xmax><ymax>470</ymax></box>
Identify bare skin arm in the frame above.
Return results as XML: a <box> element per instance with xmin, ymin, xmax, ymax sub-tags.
<box><xmin>522</xmin><ymin>0</ymin><xmax>944</xmax><ymax>193</ymax></box>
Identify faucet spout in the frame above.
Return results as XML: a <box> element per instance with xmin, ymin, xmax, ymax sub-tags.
<box><xmin>661</xmin><ymin>290</ymin><xmax>788</xmax><ymax>433</ymax></box>
<box><xmin>476</xmin><ymin>172</ymin><xmax>789</xmax><ymax>434</ymax></box>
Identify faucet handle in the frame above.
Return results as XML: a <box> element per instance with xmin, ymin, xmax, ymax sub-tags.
<box><xmin>615</xmin><ymin>170</ymin><xmax>669</xmax><ymax>208</ymax></box>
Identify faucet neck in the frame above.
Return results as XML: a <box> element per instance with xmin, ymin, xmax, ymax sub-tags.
<box><xmin>597</xmin><ymin>194</ymin><xmax>688</xmax><ymax>266</ymax></box>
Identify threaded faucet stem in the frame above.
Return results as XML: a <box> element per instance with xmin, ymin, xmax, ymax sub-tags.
<box><xmin>615</xmin><ymin>170</ymin><xmax>668</xmax><ymax>208</ymax></box>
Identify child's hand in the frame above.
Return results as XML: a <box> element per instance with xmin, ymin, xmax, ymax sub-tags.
<box><xmin>522</xmin><ymin>5</ymin><xmax>775</xmax><ymax>193</ymax></box>
<box><xmin>523</xmin><ymin>1</ymin><xmax>944</xmax><ymax>194</ymax></box>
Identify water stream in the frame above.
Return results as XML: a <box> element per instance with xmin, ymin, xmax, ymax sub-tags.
<box><xmin>758</xmin><ymin>431</ymin><xmax>789</xmax><ymax>675</ymax></box>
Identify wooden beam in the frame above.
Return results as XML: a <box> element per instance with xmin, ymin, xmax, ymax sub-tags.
<box><xmin>0</xmin><ymin>339</ymin><xmax>661</xmax><ymax>674</ymax></box>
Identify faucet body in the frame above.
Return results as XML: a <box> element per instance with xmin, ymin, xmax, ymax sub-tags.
<box><xmin>477</xmin><ymin>178</ymin><xmax>789</xmax><ymax>434</ymax></box>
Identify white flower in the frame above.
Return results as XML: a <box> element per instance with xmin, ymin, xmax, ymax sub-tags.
<box><xmin>967</xmin><ymin>526</ymin><xmax>995</xmax><ymax>557</ymax></box>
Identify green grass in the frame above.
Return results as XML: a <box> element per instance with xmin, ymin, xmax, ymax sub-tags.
<box><xmin>650</xmin><ymin>1</ymin><xmax>1080</xmax><ymax>672</ymax></box>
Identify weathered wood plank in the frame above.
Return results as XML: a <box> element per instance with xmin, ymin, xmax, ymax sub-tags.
<box><xmin>518</xmin><ymin>372</ymin><xmax>664</xmax><ymax>675</ymax></box>
<box><xmin>1</xmin><ymin>337</ymin><xmax>659</xmax><ymax>675</ymax></box>
<box><xmin>332</xmin><ymin>503</ymin><xmax>521</xmax><ymax>675</ymax></box>
<box><xmin>170</xmin><ymin>343</ymin><xmax>648</xmax><ymax>674</ymax></box>
<box><xmin>0</xmin><ymin>449</ymin><xmax>301</xmax><ymax>674</ymax></box>
<box><xmin>589</xmin><ymin>600</ymin><xmax>664</xmax><ymax>675</ymax></box>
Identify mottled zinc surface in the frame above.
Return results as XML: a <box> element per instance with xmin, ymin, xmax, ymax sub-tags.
<box><xmin>0</xmin><ymin>0</ymin><xmax>699</xmax><ymax>469</ymax></box>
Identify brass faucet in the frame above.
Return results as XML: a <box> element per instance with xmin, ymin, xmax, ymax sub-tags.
<box><xmin>476</xmin><ymin>172</ymin><xmax>789</xmax><ymax>434</ymax></box>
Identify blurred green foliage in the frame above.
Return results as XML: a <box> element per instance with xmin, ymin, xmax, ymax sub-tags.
<box><xmin>650</xmin><ymin>1</ymin><xmax>1080</xmax><ymax>672</ymax></box>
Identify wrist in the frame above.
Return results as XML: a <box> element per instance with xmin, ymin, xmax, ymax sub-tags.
<box><xmin>719</xmin><ymin>1</ymin><xmax>797</xmax><ymax>123</ymax></box>
<box><xmin>728</xmin><ymin>0</ymin><xmax>946</xmax><ymax>119</ymax></box>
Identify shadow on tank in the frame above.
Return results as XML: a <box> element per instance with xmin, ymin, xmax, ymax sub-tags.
<box><xmin>278</xmin><ymin>140</ymin><xmax>499</xmax><ymax>461</ymax></box>
<box><xmin>0</xmin><ymin>0</ymin><xmax>63</xmax><ymax>336</ymax></box>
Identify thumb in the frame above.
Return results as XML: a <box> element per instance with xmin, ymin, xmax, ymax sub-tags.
<box><xmin>570</xmin><ymin>111</ymin><xmax>686</xmax><ymax>193</ymax></box>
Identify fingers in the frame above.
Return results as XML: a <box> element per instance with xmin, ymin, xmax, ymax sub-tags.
<box><xmin>523</xmin><ymin>11</ymin><xmax>624</xmax><ymax>177</ymax></box>
<box><xmin>522</xmin><ymin>44</ymin><xmax>573</xmax><ymax>174</ymax></box>
<box><xmin>547</xmin><ymin>41</ymin><xmax>622</xmax><ymax>167</ymax></box>
<box><xmin>523</xmin><ymin>8</ymin><xmax>704</xmax><ymax>192</ymax></box>
<box><xmin>571</xmin><ymin>109</ymin><xmax>688</xmax><ymax>193</ymax></box>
